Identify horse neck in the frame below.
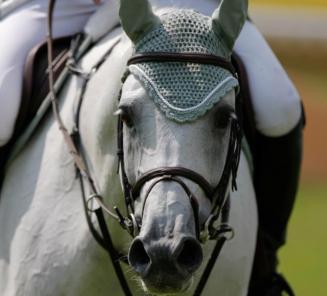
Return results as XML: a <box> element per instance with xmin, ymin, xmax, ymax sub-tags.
<box><xmin>75</xmin><ymin>32</ymin><xmax>133</xmax><ymax>248</ymax></box>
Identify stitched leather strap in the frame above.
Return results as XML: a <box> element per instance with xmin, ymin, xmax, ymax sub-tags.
<box><xmin>128</xmin><ymin>52</ymin><xmax>237</xmax><ymax>77</ymax></box>
<box><xmin>132</xmin><ymin>166</ymin><xmax>214</xmax><ymax>200</ymax></box>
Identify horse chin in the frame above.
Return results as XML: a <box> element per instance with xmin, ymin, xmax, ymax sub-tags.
<box><xmin>141</xmin><ymin>276</ymin><xmax>193</xmax><ymax>295</ymax></box>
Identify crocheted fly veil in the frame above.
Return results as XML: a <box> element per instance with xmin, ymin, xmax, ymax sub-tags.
<box><xmin>129</xmin><ymin>11</ymin><xmax>238</xmax><ymax>122</ymax></box>
<box><xmin>120</xmin><ymin>0</ymin><xmax>248</xmax><ymax>122</ymax></box>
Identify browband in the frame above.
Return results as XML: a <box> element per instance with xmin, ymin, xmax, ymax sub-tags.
<box><xmin>128</xmin><ymin>52</ymin><xmax>237</xmax><ymax>78</ymax></box>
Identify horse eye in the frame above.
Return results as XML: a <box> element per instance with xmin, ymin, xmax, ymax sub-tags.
<box><xmin>117</xmin><ymin>107</ymin><xmax>133</xmax><ymax>127</ymax></box>
<box><xmin>214</xmin><ymin>111</ymin><xmax>231</xmax><ymax>129</ymax></box>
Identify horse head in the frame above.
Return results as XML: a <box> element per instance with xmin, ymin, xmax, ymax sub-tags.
<box><xmin>117</xmin><ymin>0</ymin><xmax>247</xmax><ymax>294</ymax></box>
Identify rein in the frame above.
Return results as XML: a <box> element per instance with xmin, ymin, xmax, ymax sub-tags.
<box><xmin>47</xmin><ymin>1</ymin><xmax>132</xmax><ymax>295</ymax></box>
<box><xmin>47</xmin><ymin>1</ymin><xmax>242</xmax><ymax>294</ymax></box>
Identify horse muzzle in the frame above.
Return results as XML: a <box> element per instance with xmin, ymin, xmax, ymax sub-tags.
<box><xmin>128</xmin><ymin>235</ymin><xmax>203</xmax><ymax>293</ymax></box>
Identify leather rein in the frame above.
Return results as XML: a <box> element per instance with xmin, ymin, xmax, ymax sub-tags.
<box><xmin>47</xmin><ymin>1</ymin><xmax>243</xmax><ymax>295</ymax></box>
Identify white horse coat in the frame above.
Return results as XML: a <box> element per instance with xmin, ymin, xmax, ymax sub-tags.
<box><xmin>0</xmin><ymin>5</ymin><xmax>257</xmax><ymax>296</ymax></box>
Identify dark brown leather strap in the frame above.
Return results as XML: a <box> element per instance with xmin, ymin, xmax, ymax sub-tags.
<box><xmin>47</xmin><ymin>1</ymin><xmax>132</xmax><ymax>295</ymax></box>
<box><xmin>128</xmin><ymin>52</ymin><xmax>237</xmax><ymax>77</ymax></box>
<box><xmin>132</xmin><ymin>166</ymin><xmax>215</xmax><ymax>200</ymax></box>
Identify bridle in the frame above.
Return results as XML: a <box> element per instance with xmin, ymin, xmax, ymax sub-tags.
<box><xmin>116</xmin><ymin>55</ymin><xmax>242</xmax><ymax>240</ymax></box>
<box><xmin>47</xmin><ymin>1</ymin><xmax>243</xmax><ymax>295</ymax></box>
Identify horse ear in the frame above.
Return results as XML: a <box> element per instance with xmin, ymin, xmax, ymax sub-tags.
<box><xmin>119</xmin><ymin>0</ymin><xmax>161</xmax><ymax>43</ymax></box>
<box><xmin>211</xmin><ymin>0</ymin><xmax>248</xmax><ymax>54</ymax></box>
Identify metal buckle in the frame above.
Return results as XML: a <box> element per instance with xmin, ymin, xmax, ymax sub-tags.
<box><xmin>217</xmin><ymin>223</ymin><xmax>234</xmax><ymax>241</ymax></box>
<box><xmin>200</xmin><ymin>215</ymin><xmax>235</xmax><ymax>242</ymax></box>
<box><xmin>86</xmin><ymin>193</ymin><xmax>102</xmax><ymax>212</ymax></box>
<box><xmin>66</xmin><ymin>59</ymin><xmax>93</xmax><ymax>80</ymax></box>
<box><xmin>128</xmin><ymin>213</ymin><xmax>140</xmax><ymax>237</ymax></box>
<box><xmin>114</xmin><ymin>207</ymin><xmax>140</xmax><ymax>237</ymax></box>
<box><xmin>199</xmin><ymin>214</ymin><xmax>215</xmax><ymax>243</ymax></box>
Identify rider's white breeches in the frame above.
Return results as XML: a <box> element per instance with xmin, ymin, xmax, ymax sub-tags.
<box><xmin>0</xmin><ymin>0</ymin><xmax>302</xmax><ymax>147</ymax></box>
<box><xmin>0</xmin><ymin>0</ymin><xmax>99</xmax><ymax>146</ymax></box>
<box><xmin>234</xmin><ymin>21</ymin><xmax>302</xmax><ymax>137</ymax></box>
<box><xmin>154</xmin><ymin>0</ymin><xmax>303</xmax><ymax>136</ymax></box>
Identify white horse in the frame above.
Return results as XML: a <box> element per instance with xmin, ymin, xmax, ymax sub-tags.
<box><xmin>0</xmin><ymin>0</ymin><xmax>257</xmax><ymax>295</ymax></box>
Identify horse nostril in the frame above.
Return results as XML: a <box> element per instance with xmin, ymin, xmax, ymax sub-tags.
<box><xmin>128</xmin><ymin>238</ymin><xmax>151</xmax><ymax>276</ymax></box>
<box><xmin>176</xmin><ymin>237</ymin><xmax>203</xmax><ymax>273</ymax></box>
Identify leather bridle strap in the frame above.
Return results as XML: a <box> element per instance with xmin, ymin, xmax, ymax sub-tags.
<box><xmin>140</xmin><ymin>175</ymin><xmax>200</xmax><ymax>239</ymax></box>
<box><xmin>194</xmin><ymin>198</ymin><xmax>231</xmax><ymax>295</ymax></box>
<box><xmin>128</xmin><ymin>52</ymin><xmax>238</xmax><ymax>78</ymax></box>
<box><xmin>132</xmin><ymin>167</ymin><xmax>214</xmax><ymax>201</ymax></box>
<box><xmin>210</xmin><ymin>117</ymin><xmax>242</xmax><ymax>216</ymax></box>
<box><xmin>47</xmin><ymin>1</ymin><xmax>132</xmax><ymax>295</ymax></box>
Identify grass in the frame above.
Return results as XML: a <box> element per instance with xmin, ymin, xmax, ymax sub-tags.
<box><xmin>279</xmin><ymin>183</ymin><xmax>327</xmax><ymax>295</ymax></box>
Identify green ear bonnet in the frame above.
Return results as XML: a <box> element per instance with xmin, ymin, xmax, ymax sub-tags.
<box><xmin>120</xmin><ymin>0</ymin><xmax>248</xmax><ymax>121</ymax></box>
<box><xmin>128</xmin><ymin>9</ymin><xmax>239</xmax><ymax>122</ymax></box>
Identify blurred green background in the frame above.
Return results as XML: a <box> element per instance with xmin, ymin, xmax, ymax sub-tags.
<box><xmin>249</xmin><ymin>1</ymin><xmax>327</xmax><ymax>295</ymax></box>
